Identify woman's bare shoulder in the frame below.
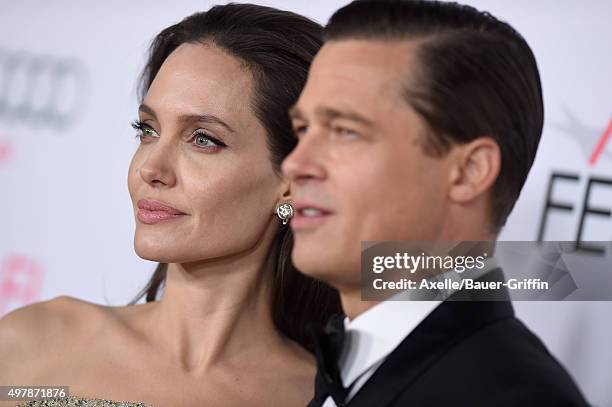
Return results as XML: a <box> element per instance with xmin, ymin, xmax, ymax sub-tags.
<box><xmin>1</xmin><ymin>296</ymin><xmax>76</xmax><ymax>336</ymax></box>
<box><xmin>0</xmin><ymin>296</ymin><xmax>110</xmax><ymax>377</ymax></box>
<box><xmin>1</xmin><ymin>295</ymin><xmax>104</xmax><ymax>333</ymax></box>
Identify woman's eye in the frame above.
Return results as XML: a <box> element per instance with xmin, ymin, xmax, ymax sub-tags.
<box><xmin>131</xmin><ymin>121</ymin><xmax>158</xmax><ymax>140</ymax></box>
<box><xmin>143</xmin><ymin>127</ymin><xmax>156</xmax><ymax>137</ymax></box>
<box><xmin>191</xmin><ymin>131</ymin><xmax>226</xmax><ymax>149</ymax></box>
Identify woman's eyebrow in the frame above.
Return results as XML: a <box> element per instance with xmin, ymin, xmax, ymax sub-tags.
<box><xmin>177</xmin><ymin>113</ymin><xmax>236</xmax><ymax>133</ymax></box>
<box><xmin>138</xmin><ymin>103</ymin><xmax>157</xmax><ymax>119</ymax></box>
<box><xmin>138</xmin><ymin>103</ymin><xmax>235</xmax><ymax>133</ymax></box>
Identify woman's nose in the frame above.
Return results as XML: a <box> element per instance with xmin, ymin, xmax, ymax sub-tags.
<box><xmin>139</xmin><ymin>139</ymin><xmax>177</xmax><ymax>188</ymax></box>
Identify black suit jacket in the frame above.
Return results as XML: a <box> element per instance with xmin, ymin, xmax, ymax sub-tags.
<box><xmin>314</xmin><ymin>269</ymin><xmax>590</xmax><ymax>407</ymax></box>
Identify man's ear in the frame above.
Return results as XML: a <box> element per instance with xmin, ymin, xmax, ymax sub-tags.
<box><xmin>448</xmin><ymin>137</ymin><xmax>501</xmax><ymax>204</ymax></box>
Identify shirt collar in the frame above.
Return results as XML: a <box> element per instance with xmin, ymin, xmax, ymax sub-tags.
<box><xmin>338</xmin><ymin>257</ymin><xmax>499</xmax><ymax>388</ymax></box>
<box><xmin>338</xmin><ymin>297</ymin><xmax>440</xmax><ymax>388</ymax></box>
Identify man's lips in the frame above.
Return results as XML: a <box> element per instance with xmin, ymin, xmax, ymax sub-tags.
<box><xmin>136</xmin><ymin>198</ymin><xmax>187</xmax><ymax>224</ymax></box>
<box><xmin>291</xmin><ymin>201</ymin><xmax>333</xmax><ymax>230</ymax></box>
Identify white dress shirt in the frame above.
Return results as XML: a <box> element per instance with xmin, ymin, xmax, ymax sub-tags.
<box><xmin>322</xmin><ymin>258</ymin><xmax>499</xmax><ymax>407</ymax></box>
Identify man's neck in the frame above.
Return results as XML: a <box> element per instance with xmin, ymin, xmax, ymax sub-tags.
<box><xmin>339</xmin><ymin>289</ymin><xmax>381</xmax><ymax>321</ymax></box>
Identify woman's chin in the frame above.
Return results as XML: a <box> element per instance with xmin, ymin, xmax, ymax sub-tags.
<box><xmin>133</xmin><ymin>242</ymin><xmax>177</xmax><ymax>263</ymax></box>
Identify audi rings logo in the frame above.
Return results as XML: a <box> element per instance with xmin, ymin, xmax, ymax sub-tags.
<box><xmin>0</xmin><ymin>48</ymin><xmax>89</xmax><ymax>129</ymax></box>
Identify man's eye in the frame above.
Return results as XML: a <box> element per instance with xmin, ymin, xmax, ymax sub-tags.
<box><xmin>333</xmin><ymin>126</ymin><xmax>360</xmax><ymax>139</ymax></box>
<box><xmin>293</xmin><ymin>124</ymin><xmax>308</xmax><ymax>138</ymax></box>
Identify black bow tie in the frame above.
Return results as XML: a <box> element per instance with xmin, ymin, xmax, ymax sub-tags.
<box><xmin>308</xmin><ymin>314</ymin><xmax>349</xmax><ymax>407</ymax></box>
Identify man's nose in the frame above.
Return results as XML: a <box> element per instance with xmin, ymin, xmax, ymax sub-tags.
<box><xmin>282</xmin><ymin>130</ymin><xmax>327</xmax><ymax>184</ymax></box>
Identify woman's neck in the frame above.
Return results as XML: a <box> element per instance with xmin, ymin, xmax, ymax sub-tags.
<box><xmin>144</xmin><ymin>225</ymin><xmax>283</xmax><ymax>376</ymax></box>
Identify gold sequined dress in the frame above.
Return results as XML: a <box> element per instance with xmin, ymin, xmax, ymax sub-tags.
<box><xmin>14</xmin><ymin>396</ymin><xmax>155</xmax><ymax>407</ymax></box>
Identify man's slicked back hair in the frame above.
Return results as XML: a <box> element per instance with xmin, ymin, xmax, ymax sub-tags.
<box><xmin>325</xmin><ymin>0</ymin><xmax>544</xmax><ymax>231</ymax></box>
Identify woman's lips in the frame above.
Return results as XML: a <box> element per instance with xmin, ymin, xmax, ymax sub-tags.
<box><xmin>136</xmin><ymin>198</ymin><xmax>187</xmax><ymax>225</ymax></box>
<box><xmin>137</xmin><ymin>209</ymin><xmax>185</xmax><ymax>224</ymax></box>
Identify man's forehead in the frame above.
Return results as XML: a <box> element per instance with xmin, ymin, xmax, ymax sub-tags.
<box><xmin>303</xmin><ymin>39</ymin><xmax>420</xmax><ymax>105</ymax></box>
<box><xmin>313</xmin><ymin>39</ymin><xmax>418</xmax><ymax>80</ymax></box>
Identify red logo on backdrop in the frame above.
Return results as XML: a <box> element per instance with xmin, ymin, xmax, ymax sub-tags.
<box><xmin>538</xmin><ymin>114</ymin><xmax>612</xmax><ymax>249</ymax></box>
<box><xmin>0</xmin><ymin>254</ymin><xmax>44</xmax><ymax>316</ymax></box>
<box><xmin>0</xmin><ymin>137</ymin><xmax>12</xmax><ymax>163</ymax></box>
<box><xmin>589</xmin><ymin>117</ymin><xmax>612</xmax><ymax>166</ymax></box>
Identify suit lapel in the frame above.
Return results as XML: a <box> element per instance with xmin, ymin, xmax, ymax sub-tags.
<box><xmin>347</xmin><ymin>268</ymin><xmax>514</xmax><ymax>407</ymax></box>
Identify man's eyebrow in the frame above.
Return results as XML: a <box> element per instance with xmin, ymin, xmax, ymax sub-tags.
<box><xmin>288</xmin><ymin>105</ymin><xmax>303</xmax><ymax>120</ymax></box>
<box><xmin>288</xmin><ymin>104</ymin><xmax>375</xmax><ymax>128</ymax></box>
<box><xmin>314</xmin><ymin>106</ymin><xmax>375</xmax><ymax>127</ymax></box>
<box><xmin>138</xmin><ymin>103</ymin><xmax>235</xmax><ymax>133</ymax></box>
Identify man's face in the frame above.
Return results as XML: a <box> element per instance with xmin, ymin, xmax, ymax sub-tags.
<box><xmin>282</xmin><ymin>40</ymin><xmax>454</xmax><ymax>289</ymax></box>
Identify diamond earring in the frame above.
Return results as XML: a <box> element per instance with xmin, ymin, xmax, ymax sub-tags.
<box><xmin>276</xmin><ymin>203</ymin><xmax>294</xmax><ymax>225</ymax></box>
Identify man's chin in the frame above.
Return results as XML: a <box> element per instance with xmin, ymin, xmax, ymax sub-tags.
<box><xmin>294</xmin><ymin>262</ymin><xmax>331</xmax><ymax>281</ymax></box>
<box><xmin>292</xmin><ymin>251</ymin><xmax>353</xmax><ymax>289</ymax></box>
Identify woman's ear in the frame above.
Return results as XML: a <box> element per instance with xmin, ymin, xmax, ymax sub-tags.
<box><xmin>282</xmin><ymin>188</ymin><xmax>291</xmax><ymax>200</ymax></box>
<box><xmin>274</xmin><ymin>178</ymin><xmax>292</xmax><ymax>214</ymax></box>
<box><xmin>448</xmin><ymin>137</ymin><xmax>501</xmax><ymax>204</ymax></box>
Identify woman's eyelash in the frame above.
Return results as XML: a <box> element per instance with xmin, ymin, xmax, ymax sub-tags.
<box><xmin>131</xmin><ymin>120</ymin><xmax>227</xmax><ymax>149</ymax></box>
<box><xmin>131</xmin><ymin>120</ymin><xmax>155</xmax><ymax>139</ymax></box>
<box><xmin>191</xmin><ymin>130</ymin><xmax>227</xmax><ymax>147</ymax></box>
<box><xmin>130</xmin><ymin>120</ymin><xmax>143</xmax><ymax>130</ymax></box>
<box><xmin>131</xmin><ymin>120</ymin><xmax>144</xmax><ymax>131</ymax></box>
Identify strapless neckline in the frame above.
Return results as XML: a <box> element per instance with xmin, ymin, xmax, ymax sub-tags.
<box><xmin>14</xmin><ymin>396</ymin><xmax>155</xmax><ymax>406</ymax></box>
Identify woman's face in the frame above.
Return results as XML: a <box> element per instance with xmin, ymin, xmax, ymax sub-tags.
<box><xmin>128</xmin><ymin>43</ymin><xmax>285</xmax><ymax>263</ymax></box>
